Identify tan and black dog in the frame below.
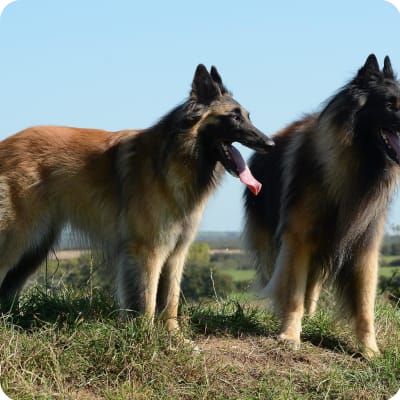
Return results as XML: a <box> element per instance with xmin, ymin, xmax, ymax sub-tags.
<box><xmin>0</xmin><ymin>65</ymin><xmax>273</xmax><ymax>331</ymax></box>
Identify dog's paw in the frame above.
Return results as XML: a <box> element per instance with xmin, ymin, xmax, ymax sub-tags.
<box><xmin>361</xmin><ymin>346</ymin><xmax>381</xmax><ymax>360</ymax></box>
<box><xmin>277</xmin><ymin>333</ymin><xmax>301</xmax><ymax>351</ymax></box>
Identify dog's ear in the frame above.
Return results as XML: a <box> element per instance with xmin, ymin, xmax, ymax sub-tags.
<box><xmin>355</xmin><ymin>54</ymin><xmax>381</xmax><ymax>84</ymax></box>
<box><xmin>191</xmin><ymin>64</ymin><xmax>221</xmax><ymax>103</ymax></box>
<box><xmin>210</xmin><ymin>66</ymin><xmax>228</xmax><ymax>94</ymax></box>
<box><xmin>362</xmin><ymin>54</ymin><xmax>380</xmax><ymax>75</ymax></box>
<box><xmin>383</xmin><ymin>55</ymin><xmax>395</xmax><ymax>79</ymax></box>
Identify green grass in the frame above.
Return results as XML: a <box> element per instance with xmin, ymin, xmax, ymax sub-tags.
<box><xmin>220</xmin><ymin>263</ymin><xmax>400</xmax><ymax>286</ymax></box>
<box><xmin>220</xmin><ymin>267</ymin><xmax>255</xmax><ymax>283</ymax></box>
<box><xmin>0</xmin><ymin>286</ymin><xmax>399</xmax><ymax>399</ymax></box>
<box><xmin>379</xmin><ymin>267</ymin><xmax>399</xmax><ymax>278</ymax></box>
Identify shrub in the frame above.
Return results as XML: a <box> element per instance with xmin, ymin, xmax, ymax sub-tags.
<box><xmin>181</xmin><ymin>263</ymin><xmax>235</xmax><ymax>301</ymax></box>
<box><xmin>379</xmin><ymin>270</ymin><xmax>400</xmax><ymax>304</ymax></box>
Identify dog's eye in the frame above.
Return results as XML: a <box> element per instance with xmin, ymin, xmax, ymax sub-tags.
<box><xmin>386</xmin><ymin>98</ymin><xmax>398</xmax><ymax>112</ymax></box>
<box><xmin>386</xmin><ymin>101</ymin><xmax>394</xmax><ymax>111</ymax></box>
<box><xmin>232</xmin><ymin>114</ymin><xmax>242</xmax><ymax>122</ymax></box>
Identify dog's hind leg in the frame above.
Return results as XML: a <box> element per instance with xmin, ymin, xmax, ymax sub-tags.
<box><xmin>0</xmin><ymin>231</ymin><xmax>33</xmax><ymax>310</ymax></box>
<box><xmin>0</xmin><ymin>226</ymin><xmax>58</xmax><ymax>308</ymax></box>
<box><xmin>304</xmin><ymin>271</ymin><xmax>323</xmax><ymax>317</ymax></box>
<box><xmin>264</xmin><ymin>231</ymin><xmax>313</xmax><ymax>349</ymax></box>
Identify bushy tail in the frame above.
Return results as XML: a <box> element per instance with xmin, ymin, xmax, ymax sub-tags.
<box><xmin>242</xmin><ymin>213</ymin><xmax>278</xmax><ymax>293</ymax></box>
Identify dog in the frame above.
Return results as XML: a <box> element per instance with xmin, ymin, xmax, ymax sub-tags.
<box><xmin>0</xmin><ymin>64</ymin><xmax>274</xmax><ymax>331</ymax></box>
<box><xmin>243</xmin><ymin>54</ymin><xmax>400</xmax><ymax>356</ymax></box>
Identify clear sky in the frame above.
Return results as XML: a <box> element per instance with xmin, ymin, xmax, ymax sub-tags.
<box><xmin>0</xmin><ymin>0</ymin><xmax>399</xmax><ymax>231</ymax></box>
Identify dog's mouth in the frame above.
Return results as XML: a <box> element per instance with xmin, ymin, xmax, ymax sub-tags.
<box><xmin>218</xmin><ymin>142</ymin><xmax>262</xmax><ymax>195</ymax></box>
<box><xmin>380</xmin><ymin>129</ymin><xmax>400</xmax><ymax>165</ymax></box>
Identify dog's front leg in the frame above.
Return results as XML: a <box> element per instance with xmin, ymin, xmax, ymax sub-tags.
<box><xmin>116</xmin><ymin>244</ymin><xmax>165</xmax><ymax>323</ymax></box>
<box><xmin>156</xmin><ymin>243</ymin><xmax>190</xmax><ymax>332</ymax></box>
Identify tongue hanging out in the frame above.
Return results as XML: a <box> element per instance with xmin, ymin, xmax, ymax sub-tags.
<box><xmin>221</xmin><ymin>143</ymin><xmax>262</xmax><ymax>196</ymax></box>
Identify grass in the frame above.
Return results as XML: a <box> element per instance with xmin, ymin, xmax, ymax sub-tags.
<box><xmin>220</xmin><ymin>267</ymin><xmax>255</xmax><ymax>283</ymax></box>
<box><xmin>0</xmin><ymin>286</ymin><xmax>399</xmax><ymax>399</ymax></box>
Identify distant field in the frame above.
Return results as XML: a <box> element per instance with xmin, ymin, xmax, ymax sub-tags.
<box><xmin>49</xmin><ymin>250</ymin><xmax>88</xmax><ymax>260</ymax></box>
<box><xmin>222</xmin><ymin>266</ymin><xmax>399</xmax><ymax>285</ymax></box>
<box><xmin>380</xmin><ymin>255</ymin><xmax>400</xmax><ymax>266</ymax></box>
<box><xmin>222</xmin><ymin>267</ymin><xmax>255</xmax><ymax>283</ymax></box>
<box><xmin>380</xmin><ymin>266</ymin><xmax>400</xmax><ymax>278</ymax></box>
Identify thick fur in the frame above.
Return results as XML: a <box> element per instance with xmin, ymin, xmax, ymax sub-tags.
<box><xmin>244</xmin><ymin>55</ymin><xmax>400</xmax><ymax>356</ymax></box>
<box><xmin>0</xmin><ymin>65</ymin><xmax>273</xmax><ymax>330</ymax></box>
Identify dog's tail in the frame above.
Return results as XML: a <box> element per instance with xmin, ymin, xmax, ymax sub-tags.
<box><xmin>242</xmin><ymin>211</ymin><xmax>278</xmax><ymax>293</ymax></box>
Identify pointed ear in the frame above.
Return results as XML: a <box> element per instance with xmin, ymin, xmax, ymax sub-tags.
<box><xmin>357</xmin><ymin>54</ymin><xmax>380</xmax><ymax>79</ymax></box>
<box><xmin>363</xmin><ymin>54</ymin><xmax>380</xmax><ymax>73</ymax></box>
<box><xmin>191</xmin><ymin>64</ymin><xmax>221</xmax><ymax>103</ymax></box>
<box><xmin>210</xmin><ymin>66</ymin><xmax>228</xmax><ymax>94</ymax></box>
<box><xmin>354</xmin><ymin>54</ymin><xmax>381</xmax><ymax>86</ymax></box>
<box><xmin>383</xmin><ymin>55</ymin><xmax>395</xmax><ymax>79</ymax></box>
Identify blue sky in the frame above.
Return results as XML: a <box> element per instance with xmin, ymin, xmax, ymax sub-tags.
<box><xmin>0</xmin><ymin>0</ymin><xmax>399</xmax><ymax>231</ymax></box>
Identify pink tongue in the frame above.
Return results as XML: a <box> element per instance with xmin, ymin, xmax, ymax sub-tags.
<box><xmin>229</xmin><ymin>145</ymin><xmax>262</xmax><ymax>196</ymax></box>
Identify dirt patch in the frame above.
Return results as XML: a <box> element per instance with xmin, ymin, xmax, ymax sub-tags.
<box><xmin>196</xmin><ymin>336</ymin><xmax>357</xmax><ymax>398</ymax></box>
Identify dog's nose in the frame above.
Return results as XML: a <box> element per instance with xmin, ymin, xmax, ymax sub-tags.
<box><xmin>259</xmin><ymin>136</ymin><xmax>274</xmax><ymax>152</ymax></box>
<box><xmin>264</xmin><ymin>137</ymin><xmax>275</xmax><ymax>148</ymax></box>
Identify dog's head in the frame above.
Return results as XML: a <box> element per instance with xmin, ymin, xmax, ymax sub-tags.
<box><xmin>189</xmin><ymin>64</ymin><xmax>274</xmax><ymax>195</ymax></box>
<box><xmin>351</xmin><ymin>54</ymin><xmax>400</xmax><ymax>166</ymax></box>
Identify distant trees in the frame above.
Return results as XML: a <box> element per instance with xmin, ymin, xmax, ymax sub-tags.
<box><xmin>381</xmin><ymin>229</ymin><xmax>400</xmax><ymax>256</ymax></box>
<box><xmin>381</xmin><ymin>240</ymin><xmax>400</xmax><ymax>256</ymax></box>
<box><xmin>181</xmin><ymin>243</ymin><xmax>235</xmax><ymax>300</ymax></box>
<box><xmin>379</xmin><ymin>270</ymin><xmax>400</xmax><ymax>304</ymax></box>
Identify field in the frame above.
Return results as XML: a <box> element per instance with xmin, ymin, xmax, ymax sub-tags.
<box><xmin>0</xmin><ymin>240</ymin><xmax>399</xmax><ymax>399</ymax></box>
<box><xmin>0</xmin><ymin>288</ymin><xmax>399</xmax><ymax>399</ymax></box>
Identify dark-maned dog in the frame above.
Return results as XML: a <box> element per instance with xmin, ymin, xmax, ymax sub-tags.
<box><xmin>244</xmin><ymin>54</ymin><xmax>400</xmax><ymax>357</ymax></box>
<box><xmin>0</xmin><ymin>65</ymin><xmax>274</xmax><ymax>331</ymax></box>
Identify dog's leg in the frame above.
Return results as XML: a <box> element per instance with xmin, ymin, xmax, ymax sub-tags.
<box><xmin>346</xmin><ymin>247</ymin><xmax>380</xmax><ymax>357</ymax></box>
<box><xmin>117</xmin><ymin>245</ymin><xmax>165</xmax><ymax>323</ymax></box>
<box><xmin>337</xmin><ymin>220</ymin><xmax>383</xmax><ymax>358</ymax></box>
<box><xmin>304</xmin><ymin>272</ymin><xmax>323</xmax><ymax>316</ymax></box>
<box><xmin>156</xmin><ymin>241</ymin><xmax>191</xmax><ymax>332</ymax></box>
<box><xmin>0</xmin><ymin>228</ymin><xmax>57</xmax><ymax>304</ymax></box>
<box><xmin>0</xmin><ymin>222</ymin><xmax>57</xmax><ymax>310</ymax></box>
<box><xmin>265</xmin><ymin>232</ymin><xmax>312</xmax><ymax>349</ymax></box>
<box><xmin>353</xmin><ymin>253</ymin><xmax>379</xmax><ymax>358</ymax></box>
<box><xmin>338</xmin><ymin>250</ymin><xmax>380</xmax><ymax>357</ymax></box>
